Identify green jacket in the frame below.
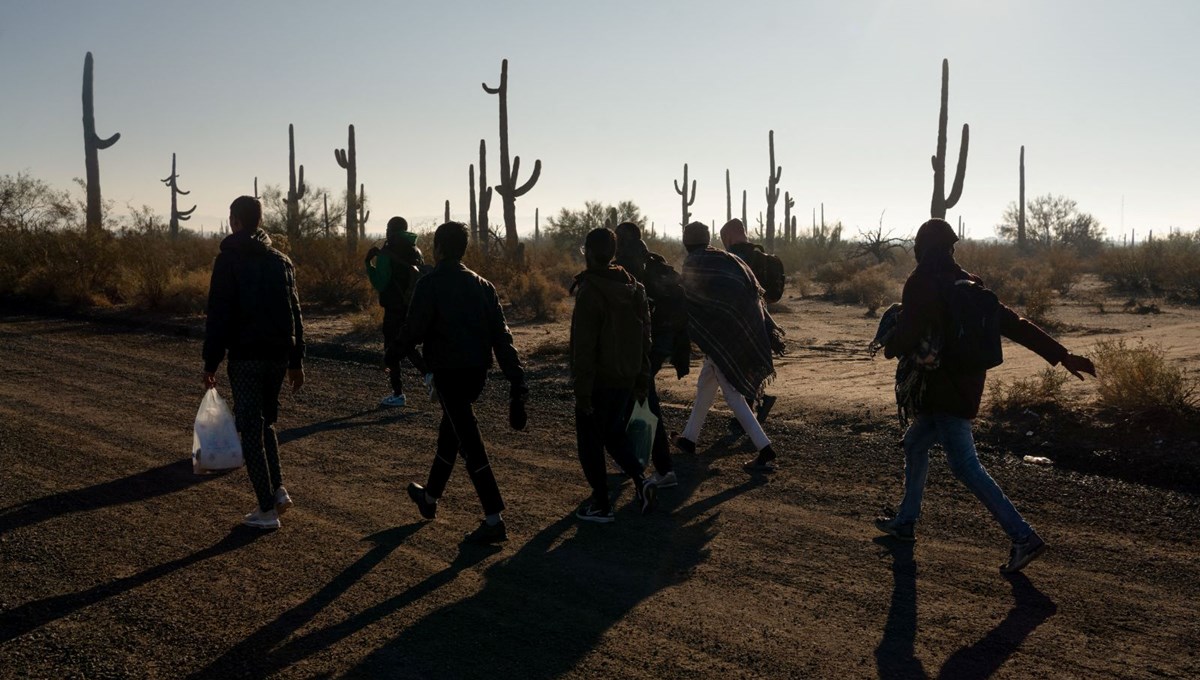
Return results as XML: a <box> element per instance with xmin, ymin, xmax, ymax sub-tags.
<box><xmin>569</xmin><ymin>265</ymin><xmax>651</xmax><ymax>403</ymax></box>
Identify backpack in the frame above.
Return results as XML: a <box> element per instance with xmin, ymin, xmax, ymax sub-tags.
<box><xmin>939</xmin><ymin>279</ymin><xmax>1003</xmax><ymax>372</ymax></box>
<box><xmin>642</xmin><ymin>254</ymin><xmax>687</xmax><ymax>334</ymax></box>
<box><xmin>751</xmin><ymin>250</ymin><xmax>787</xmax><ymax>304</ymax></box>
<box><xmin>379</xmin><ymin>243</ymin><xmax>427</xmax><ymax>308</ymax></box>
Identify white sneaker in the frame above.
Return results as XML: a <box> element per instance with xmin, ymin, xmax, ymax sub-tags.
<box><xmin>243</xmin><ymin>508</ymin><xmax>281</xmax><ymax>529</ymax></box>
<box><xmin>380</xmin><ymin>393</ymin><xmax>407</xmax><ymax>408</ymax></box>
<box><xmin>274</xmin><ymin>486</ymin><xmax>293</xmax><ymax>515</ymax></box>
<box><xmin>649</xmin><ymin>470</ymin><xmax>678</xmax><ymax>489</ymax></box>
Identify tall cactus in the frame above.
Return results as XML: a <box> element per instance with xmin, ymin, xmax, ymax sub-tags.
<box><xmin>334</xmin><ymin>124</ymin><xmax>358</xmax><ymax>252</ymax></box>
<box><xmin>482</xmin><ymin>58</ymin><xmax>541</xmax><ymax>257</ymax></box>
<box><xmin>764</xmin><ymin>130</ymin><xmax>782</xmax><ymax>249</ymax></box>
<box><xmin>323</xmin><ymin>192</ymin><xmax>330</xmax><ymax>237</ymax></box>
<box><xmin>253</xmin><ymin>177</ymin><xmax>259</xmax><ymax>200</ymax></box>
<box><xmin>469</xmin><ymin>164</ymin><xmax>478</xmax><ymax>240</ymax></box>
<box><xmin>357</xmin><ymin>183</ymin><xmax>369</xmax><ymax>238</ymax></box>
<box><xmin>160</xmin><ymin>153</ymin><xmax>195</xmax><ymax>240</ymax></box>
<box><xmin>444</xmin><ymin>200</ymin><xmax>450</xmax><ymax>224</ymax></box>
<box><xmin>1018</xmin><ymin>145</ymin><xmax>1026</xmax><ymax>250</ymax></box>
<box><xmin>725</xmin><ymin>169</ymin><xmax>732</xmax><ymax>223</ymax></box>
<box><xmin>534</xmin><ymin>207</ymin><xmax>540</xmax><ymax>243</ymax></box>
<box><xmin>82</xmin><ymin>52</ymin><xmax>120</xmax><ymax>234</ymax></box>
<box><xmin>741</xmin><ymin>190</ymin><xmax>747</xmax><ymax>235</ymax></box>
<box><xmin>477</xmin><ymin>139</ymin><xmax>493</xmax><ymax>254</ymax></box>
<box><xmin>674</xmin><ymin>163</ymin><xmax>696</xmax><ymax>230</ymax></box>
<box><xmin>930</xmin><ymin>58</ymin><xmax>970</xmax><ymax>219</ymax></box>
<box><xmin>783</xmin><ymin>191</ymin><xmax>795</xmax><ymax>243</ymax></box>
<box><xmin>285</xmin><ymin>124</ymin><xmax>307</xmax><ymax>241</ymax></box>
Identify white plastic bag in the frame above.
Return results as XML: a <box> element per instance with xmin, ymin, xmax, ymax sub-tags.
<box><xmin>192</xmin><ymin>388</ymin><xmax>243</xmax><ymax>474</ymax></box>
<box><xmin>626</xmin><ymin>398</ymin><xmax>659</xmax><ymax>467</ymax></box>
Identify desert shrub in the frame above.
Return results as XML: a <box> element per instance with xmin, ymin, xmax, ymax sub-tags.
<box><xmin>1022</xmin><ymin>284</ymin><xmax>1055</xmax><ymax>326</ymax></box>
<box><xmin>955</xmin><ymin>241</ymin><xmax>1019</xmax><ymax>298</ymax></box>
<box><xmin>158</xmin><ymin>269</ymin><xmax>211</xmax><ymax>315</ymax></box>
<box><xmin>291</xmin><ymin>237</ymin><xmax>373</xmax><ymax>308</ymax></box>
<box><xmin>813</xmin><ymin>259</ymin><xmax>865</xmax><ymax>295</ymax></box>
<box><xmin>348</xmin><ymin>305</ymin><xmax>385</xmax><ymax>337</ymax></box>
<box><xmin>505</xmin><ymin>268</ymin><xmax>568</xmax><ymax>321</ymax></box>
<box><xmin>1041</xmin><ymin>248</ymin><xmax>1081</xmax><ymax>294</ymax></box>
<box><xmin>1097</xmin><ymin>232</ymin><xmax>1200</xmax><ymax>302</ymax></box>
<box><xmin>10</xmin><ymin>228</ymin><xmax>125</xmax><ymax>307</ymax></box>
<box><xmin>987</xmin><ymin>367</ymin><xmax>1070</xmax><ymax>413</ymax></box>
<box><xmin>1091</xmin><ymin>338</ymin><xmax>1197</xmax><ymax>414</ymax></box>
<box><xmin>834</xmin><ymin>263</ymin><xmax>895</xmax><ymax>314</ymax></box>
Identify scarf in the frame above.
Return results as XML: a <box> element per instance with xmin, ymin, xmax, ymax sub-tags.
<box><xmin>870</xmin><ymin>303</ymin><xmax>942</xmax><ymax>427</ymax></box>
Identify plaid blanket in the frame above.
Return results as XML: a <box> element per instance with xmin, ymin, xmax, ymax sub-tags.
<box><xmin>870</xmin><ymin>303</ymin><xmax>942</xmax><ymax>427</ymax></box>
<box><xmin>682</xmin><ymin>247</ymin><xmax>774</xmax><ymax>399</ymax></box>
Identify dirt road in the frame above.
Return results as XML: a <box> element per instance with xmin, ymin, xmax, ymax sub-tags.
<box><xmin>1</xmin><ymin>314</ymin><xmax>1197</xmax><ymax>679</ymax></box>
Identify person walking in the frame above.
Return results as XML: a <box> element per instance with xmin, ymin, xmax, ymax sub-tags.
<box><xmin>875</xmin><ymin>218</ymin><xmax>1096</xmax><ymax>572</ymax></box>
<box><xmin>719</xmin><ymin>218</ymin><xmax>784</xmax><ymax>429</ymax></box>
<box><xmin>673</xmin><ymin>222</ymin><xmax>781</xmax><ymax>472</ymax></box>
<box><xmin>572</xmin><ymin>227</ymin><xmax>658</xmax><ymax>522</ymax></box>
<box><xmin>399</xmin><ymin>222</ymin><xmax>527</xmax><ymax>544</ymax></box>
<box><xmin>614</xmin><ymin>221</ymin><xmax>690</xmax><ymax>489</ymax></box>
<box><xmin>365</xmin><ymin>216</ymin><xmax>429</xmax><ymax>407</ymax></box>
<box><xmin>203</xmin><ymin>196</ymin><xmax>305</xmax><ymax>530</ymax></box>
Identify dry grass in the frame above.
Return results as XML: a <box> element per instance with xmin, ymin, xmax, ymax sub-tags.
<box><xmin>1091</xmin><ymin>338</ymin><xmax>1197</xmax><ymax>415</ymax></box>
<box><xmin>987</xmin><ymin>367</ymin><xmax>1070</xmax><ymax>413</ymax></box>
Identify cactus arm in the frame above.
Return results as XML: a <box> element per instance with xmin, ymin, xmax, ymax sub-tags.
<box><xmin>297</xmin><ymin>165</ymin><xmax>306</xmax><ymax>198</ymax></box>
<box><xmin>178</xmin><ymin>205</ymin><xmax>196</xmax><ymax>219</ymax></box>
<box><xmin>176</xmin><ymin>187</ymin><xmax>190</xmax><ymax>196</ymax></box>
<box><xmin>334</xmin><ymin>149</ymin><xmax>348</xmax><ymax>168</ymax></box>
<box><xmin>944</xmin><ymin>124</ymin><xmax>969</xmax><ymax>209</ymax></box>
<box><xmin>687</xmin><ymin>179</ymin><xmax>696</xmax><ymax>205</ymax></box>
<box><xmin>510</xmin><ymin>158</ymin><xmax>541</xmax><ymax>197</ymax></box>
<box><xmin>482</xmin><ymin>83</ymin><xmax>501</xmax><ymax>95</ymax></box>
<box><xmin>674</xmin><ymin>178</ymin><xmax>683</xmax><ymax>195</ymax></box>
<box><xmin>93</xmin><ymin>132</ymin><xmax>120</xmax><ymax>149</ymax></box>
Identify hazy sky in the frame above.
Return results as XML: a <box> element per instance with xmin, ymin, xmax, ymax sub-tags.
<box><xmin>2</xmin><ymin>1</ymin><xmax>1197</xmax><ymax>241</ymax></box>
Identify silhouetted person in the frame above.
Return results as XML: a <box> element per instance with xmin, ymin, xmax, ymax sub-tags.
<box><xmin>399</xmin><ymin>222</ymin><xmax>527</xmax><ymax>544</ymax></box>
<box><xmin>876</xmin><ymin>218</ymin><xmax>1095</xmax><ymax>572</ymax></box>
<box><xmin>203</xmin><ymin>195</ymin><xmax>305</xmax><ymax>529</ymax></box>
<box><xmin>614</xmin><ymin>221</ymin><xmax>690</xmax><ymax>489</ymax></box>
<box><xmin>365</xmin><ymin>216</ymin><xmax>429</xmax><ymax>407</ymax></box>
<box><xmin>673</xmin><ymin>222</ymin><xmax>780</xmax><ymax>472</ymax></box>
<box><xmin>571</xmin><ymin>227</ymin><xmax>657</xmax><ymax>522</ymax></box>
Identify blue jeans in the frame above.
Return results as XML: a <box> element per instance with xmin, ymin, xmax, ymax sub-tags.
<box><xmin>895</xmin><ymin>413</ymin><xmax>1033</xmax><ymax>542</ymax></box>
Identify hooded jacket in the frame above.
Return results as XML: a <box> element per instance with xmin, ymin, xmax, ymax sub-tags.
<box><xmin>570</xmin><ymin>265</ymin><xmax>652</xmax><ymax>401</ymax></box>
<box><xmin>203</xmin><ymin>228</ymin><xmax>305</xmax><ymax>372</ymax></box>
<box><xmin>367</xmin><ymin>239</ymin><xmax>424</xmax><ymax>310</ymax></box>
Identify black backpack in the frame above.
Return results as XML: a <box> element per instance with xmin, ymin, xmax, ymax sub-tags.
<box><xmin>751</xmin><ymin>250</ymin><xmax>786</xmax><ymax>304</ymax></box>
<box><xmin>939</xmin><ymin>279</ymin><xmax>1003</xmax><ymax>372</ymax></box>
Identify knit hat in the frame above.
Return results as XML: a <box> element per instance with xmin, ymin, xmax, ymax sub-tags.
<box><xmin>719</xmin><ymin>218</ymin><xmax>748</xmax><ymax>245</ymax></box>
<box><xmin>682</xmin><ymin>221</ymin><xmax>710</xmax><ymax>246</ymax></box>
<box><xmin>913</xmin><ymin>218</ymin><xmax>959</xmax><ymax>261</ymax></box>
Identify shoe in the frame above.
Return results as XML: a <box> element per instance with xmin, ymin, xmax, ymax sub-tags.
<box><xmin>380</xmin><ymin>393</ymin><xmax>407</xmax><ymax>408</ymax></box>
<box><xmin>243</xmin><ymin>508</ymin><xmax>281</xmax><ymax>530</ymax></box>
<box><xmin>649</xmin><ymin>470</ymin><xmax>678</xmax><ymax>489</ymax></box>
<box><xmin>670</xmin><ymin>433</ymin><xmax>696</xmax><ymax>455</ymax></box>
<box><xmin>273</xmin><ymin>486</ymin><xmax>293</xmax><ymax>515</ymax></box>
<box><xmin>465</xmin><ymin>519</ymin><xmax>508</xmax><ymax>544</ymax></box>
<box><xmin>874</xmin><ymin>515</ymin><xmax>916</xmax><ymax>542</ymax></box>
<box><xmin>743</xmin><ymin>444</ymin><xmax>778</xmax><ymax>472</ymax></box>
<box><xmin>576</xmin><ymin>501</ymin><xmax>615</xmax><ymax>524</ymax></box>
<box><xmin>407</xmin><ymin>482</ymin><xmax>438</xmax><ymax>520</ymax></box>
<box><xmin>1001</xmin><ymin>532</ymin><xmax>1047</xmax><ymax>573</ymax></box>
<box><xmin>636</xmin><ymin>478</ymin><xmax>658</xmax><ymax>514</ymax></box>
<box><xmin>756</xmin><ymin>395</ymin><xmax>778</xmax><ymax>424</ymax></box>
<box><xmin>727</xmin><ymin>416</ymin><xmax>745</xmax><ymax>437</ymax></box>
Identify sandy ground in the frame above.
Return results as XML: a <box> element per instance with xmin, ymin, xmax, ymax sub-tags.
<box><xmin>2</xmin><ymin>299</ymin><xmax>1199</xmax><ymax>678</ymax></box>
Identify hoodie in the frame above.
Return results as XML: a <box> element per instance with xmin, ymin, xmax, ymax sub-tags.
<box><xmin>570</xmin><ymin>265</ymin><xmax>651</xmax><ymax>402</ymax></box>
<box><xmin>203</xmin><ymin>228</ymin><xmax>305</xmax><ymax>372</ymax></box>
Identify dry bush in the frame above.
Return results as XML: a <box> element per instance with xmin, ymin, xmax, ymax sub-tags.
<box><xmin>505</xmin><ymin>268</ymin><xmax>568</xmax><ymax>321</ymax></box>
<box><xmin>1091</xmin><ymin>338</ymin><xmax>1197</xmax><ymax>414</ymax></box>
<box><xmin>813</xmin><ymin>259</ymin><xmax>864</xmax><ymax>295</ymax></box>
<box><xmin>987</xmin><ymin>367</ymin><xmax>1070</xmax><ymax>413</ymax></box>
<box><xmin>1022</xmin><ymin>285</ymin><xmax>1055</xmax><ymax>326</ymax></box>
<box><xmin>291</xmin><ymin>237</ymin><xmax>373</xmax><ymax>308</ymax></box>
<box><xmin>834</xmin><ymin>263</ymin><xmax>896</xmax><ymax>315</ymax></box>
<box><xmin>9</xmin><ymin>228</ymin><xmax>124</xmax><ymax>306</ymax></box>
<box><xmin>528</xmin><ymin>337</ymin><xmax>570</xmax><ymax>359</ymax></box>
<box><xmin>349</xmin><ymin>305</ymin><xmax>385</xmax><ymax>337</ymax></box>
<box><xmin>158</xmin><ymin>269</ymin><xmax>211</xmax><ymax>315</ymax></box>
<box><xmin>1098</xmin><ymin>233</ymin><xmax>1200</xmax><ymax>302</ymax></box>
<box><xmin>955</xmin><ymin>241</ymin><xmax>1019</xmax><ymax>298</ymax></box>
<box><xmin>1041</xmin><ymin>248</ymin><xmax>1081</xmax><ymax>294</ymax></box>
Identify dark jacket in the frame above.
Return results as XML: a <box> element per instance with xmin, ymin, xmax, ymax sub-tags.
<box><xmin>400</xmin><ymin>259</ymin><xmax>524</xmax><ymax>385</ymax></box>
<box><xmin>727</xmin><ymin>242</ymin><xmax>768</xmax><ymax>291</ymax></box>
<box><xmin>615</xmin><ymin>239</ymin><xmax>691</xmax><ymax>375</ymax></box>
<box><xmin>570</xmin><ymin>266</ymin><xmax>652</xmax><ymax>401</ymax></box>
<box><xmin>884</xmin><ymin>260</ymin><xmax>1067</xmax><ymax>419</ymax></box>
<box><xmin>203</xmin><ymin>228</ymin><xmax>305</xmax><ymax>372</ymax></box>
<box><xmin>367</xmin><ymin>241</ymin><xmax>424</xmax><ymax>310</ymax></box>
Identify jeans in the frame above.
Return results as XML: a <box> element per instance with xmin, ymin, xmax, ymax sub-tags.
<box><xmin>895</xmin><ymin>413</ymin><xmax>1033</xmax><ymax>542</ymax></box>
<box><xmin>577</xmin><ymin>387</ymin><xmax>646</xmax><ymax>509</ymax></box>
<box><xmin>681</xmin><ymin>358</ymin><xmax>771</xmax><ymax>451</ymax></box>
<box><xmin>228</xmin><ymin>359</ymin><xmax>288</xmax><ymax>512</ymax></box>
<box><xmin>382</xmin><ymin>306</ymin><xmax>428</xmax><ymax>396</ymax></box>
<box><xmin>424</xmin><ymin>368</ymin><xmax>505</xmax><ymax>516</ymax></box>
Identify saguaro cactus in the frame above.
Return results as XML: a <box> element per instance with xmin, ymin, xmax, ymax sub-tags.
<box><xmin>930</xmin><ymin>58</ymin><xmax>969</xmax><ymax>219</ymax></box>
<box><xmin>534</xmin><ymin>207</ymin><xmax>540</xmax><ymax>243</ymax></box>
<box><xmin>254</xmin><ymin>177</ymin><xmax>259</xmax><ymax>200</ymax></box>
<box><xmin>357</xmin><ymin>183</ymin><xmax>369</xmax><ymax>238</ymax></box>
<box><xmin>285</xmin><ymin>124</ymin><xmax>307</xmax><ymax>240</ymax></box>
<box><xmin>741</xmin><ymin>190</ymin><xmax>747</xmax><ymax>235</ymax></box>
<box><xmin>725</xmin><ymin>169</ymin><xmax>732</xmax><ymax>223</ymax></box>
<box><xmin>334</xmin><ymin>124</ymin><xmax>358</xmax><ymax>252</ymax></box>
<box><xmin>444</xmin><ymin>200</ymin><xmax>451</xmax><ymax>224</ymax></box>
<box><xmin>469</xmin><ymin>164</ymin><xmax>478</xmax><ymax>240</ymax></box>
<box><xmin>477</xmin><ymin>140</ymin><xmax>493</xmax><ymax>254</ymax></box>
<box><xmin>323</xmin><ymin>192</ymin><xmax>330</xmax><ymax>237</ymax></box>
<box><xmin>82</xmin><ymin>52</ymin><xmax>120</xmax><ymax>234</ymax></box>
<box><xmin>783</xmin><ymin>191</ymin><xmax>795</xmax><ymax>243</ymax></box>
<box><xmin>764</xmin><ymin>130</ymin><xmax>782</xmax><ymax>250</ymax></box>
<box><xmin>483</xmin><ymin>58</ymin><xmax>541</xmax><ymax>257</ymax></box>
<box><xmin>1018</xmin><ymin>145</ymin><xmax>1026</xmax><ymax>250</ymax></box>
<box><xmin>160</xmin><ymin>153</ymin><xmax>195</xmax><ymax>239</ymax></box>
<box><xmin>674</xmin><ymin>163</ymin><xmax>696</xmax><ymax>230</ymax></box>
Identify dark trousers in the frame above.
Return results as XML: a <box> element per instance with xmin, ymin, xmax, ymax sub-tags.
<box><xmin>622</xmin><ymin>354</ymin><xmax>673</xmax><ymax>475</ymax></box>
<box><xmin>425</xmin><ymin>368</ymin><xmax>505</xmax><ymax>516</ymax></box>
<box><xmin>382</xmin><ymin>306</ymin><xmax>428</xmax><ymax>395</ymax></box>
<box><xmin>228</xmin><ymin>359</ymin><xmax>288</xmax><ymax>512</ymax></box>
<box><xmin>577</xmin><ymin>387</ymin><xmax>645</xmax><ymax>509</ymax></box>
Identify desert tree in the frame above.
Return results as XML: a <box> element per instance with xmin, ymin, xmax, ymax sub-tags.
<box><xmin>997</xmin><ymin>194</ymin><xmax>1105</xmax><ymax>255</ymax></box>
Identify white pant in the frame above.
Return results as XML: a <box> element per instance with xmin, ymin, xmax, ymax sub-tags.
<box><xmin>681</xmin><ymin>358</ymin><xmax>771</xmax><ymax>451</ymax></box>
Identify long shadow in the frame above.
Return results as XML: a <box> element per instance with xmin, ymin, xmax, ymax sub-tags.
<box><xmin>343</xmin><ymin>456</ymin><xmax>765</xmax><ymax>678</ymax></box>
<box><xmin>936</xmin><ymin>573</ymin><xmax>1056</xmax><ymax>679</ymax></box>
<box><xmin>874</xmin><ymin>536</ymin><xmax>929</xmax><ymax>680</ymax></box>
<box><xmin>277</xmin><ymin>409</ymin><xmax>412</xmax><ymax>445</ymax></box>
<box><xmin>0</xmin><ymin>459</ymin><xmax>214</xmax><ymax>536</ymax></box>
<box><xmin>0</xmin><ymin>527</ymin><xmax>262</xmax><ymax>644</ymax></box>
<box><xmin>188</xmin><ymin>523</ymin><xmax>426</xmax><ymax>679</ymax></box>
